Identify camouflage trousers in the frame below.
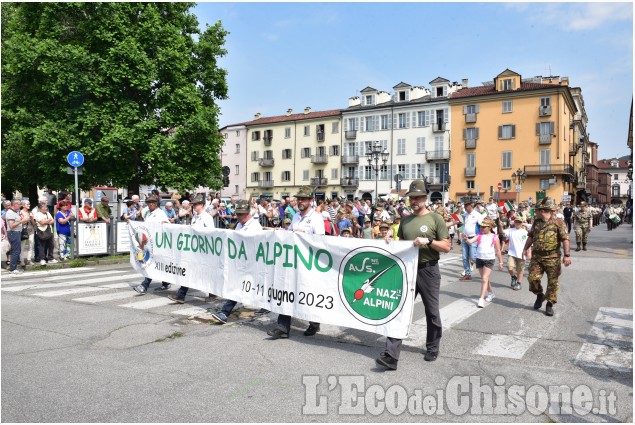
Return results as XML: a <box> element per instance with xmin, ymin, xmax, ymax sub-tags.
<box><xmin>575</xmin><ymin>226</ymin><xmax>590</xmax><ymax>244</ymax></box>
<box><xmin>528</xmin><ymin>256</ymin><xmax>561</xmax><ymax>304</ymax></box>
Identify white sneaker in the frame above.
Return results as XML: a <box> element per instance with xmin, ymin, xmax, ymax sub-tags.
<box><xmin>461</xmin><ymin>270</ymin><xmax>466</xmax><ymax>276</ymax></box>
<box><xmin>48</xmin><ymin>259</ymin><xmax>58</xmax><ymax>264</ymax></box>
<box><xmin>477</xmin><ymin>298</ymin><xmax>485</xmax><ymax>308</ymax></box>
<box><xmin>11</xmin><ymin>269</ymin><xmax>22</xmax><ymax>274</ymax></box>
<box><xmin>485</xmin><ymin>292</ymin><xmax>496</xmax><ymax>302</ymax></box>
<box><xmin>40</xmin><ymin>260</ymin><xmax>46</xmax><ymax>266</ymax></box>
<box><xmin>470</xmin><ymin>262</ymin><xmax>475</xmax><ymax>272</ymax></box>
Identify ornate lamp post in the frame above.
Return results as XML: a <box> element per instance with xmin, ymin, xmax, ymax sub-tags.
<box><xmin>511</xmin><ymin>168</ymin><xmax>527</xmax><ymax>207</ymax></box>
<box><xmin>366</xmin><ymin>141</ymin><xmax>389</xmax><ymax>206</ymax></box>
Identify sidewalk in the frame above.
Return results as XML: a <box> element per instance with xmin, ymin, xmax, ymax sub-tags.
<box><xmin>1</xmin><ymin>255</ymin><xmax>130</xmax><ymax>274</ymax></box>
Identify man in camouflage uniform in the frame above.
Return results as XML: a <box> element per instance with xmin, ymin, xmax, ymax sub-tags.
<box><xmin>434</xmin><ymin>199</ymin><xmax>455</xmax><ymax>230</ymax></box>
<box><xmin>573</xmin><ymin>201</ymin><xmax>593</xmax><ymax>251</ymax></box>
<box><xmin>522</xmin><ymin>197</ymin><xmax>572</xmax><ymax>316</ymax></box>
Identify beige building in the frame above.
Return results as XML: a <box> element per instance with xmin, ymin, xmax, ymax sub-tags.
<box><xmin>245</xmin><ymin>108</ymin><xmax>342</xmax><ymax>200</ymax></box>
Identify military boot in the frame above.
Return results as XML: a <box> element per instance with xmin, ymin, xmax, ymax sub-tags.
<box><xmin>582</xmin><ymin>244</ymin><xmax>587</xmax><ymax>251</ymax></box>
<box><xmin>575</xmin><ymin>243</ymin><xmax>581</xmax><ymax>252</ymax></box>
<box><xmin>533</xmin><ymin>293</ymin><xmax>545</xmax><ymax>310</ymax></box>
<box><xmin>545</xmin><ymin>302</ymin><xmax>554</xmax><ymax>316</ymax></box>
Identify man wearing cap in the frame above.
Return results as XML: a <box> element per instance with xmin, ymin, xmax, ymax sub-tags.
<box><xmin>132</xmin><ymin>195</ymin><xmax>171</xmax><ymax>294</ymax></box>
<box><xmin>78</xmin><ymin>198</ymin><xmax>98</xmax><ymax>223</ymax></box>
<box><xmin>376</xmin><ymin>180</ymin><xmax>450</xmax><ymax>370</ymax></box>
<box><xmin>460</xmin><ymin>199</ymin><xmax>483</xmax><ymax>280</ymax></box>
<box><xmin>485</xmin><ymin>197</ymin><xmax>498</xmax><ymax>221</ymax></box>
<box><xmin>268</xmin><ymin>186</ymin><xmax>325</xmax><ymax>339</ymax></box>
<box><xmin>207</xmin><ymin>199</ymin><xmax>266</xmax><ymax>321</ymax></box>
<box><xmin>522</xmin><ymin>197</ymin><xmax>571</xmax><ymax>316</ymax></box>
<box><xmin>503</xmin><ymin>215</ymin><xmax>529</xmax><ymax>290</ymax></box>
<box><xmin>96</xmin><ymin>195</ymin><xmax>112</xmax><ymax>224</ymax></box>
<box><xmin>572</xmin><ymin>201</ymin><xmax>593</xmax><ymax>251</ymax></box>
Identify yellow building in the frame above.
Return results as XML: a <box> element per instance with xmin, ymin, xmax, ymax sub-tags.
<box><xmin>244</xmin><ymin>108</ymin><xmax>342</xmax><ymax>200</ymax></box>
<box><xmin>448</xmin><ymin>69</ymin><xmax>579</xmax><ymax>205</ymax></box>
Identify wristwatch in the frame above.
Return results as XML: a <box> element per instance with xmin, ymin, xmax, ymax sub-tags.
<box><xmin>427</xmin><ymin>238</ymin><xmax>434</xmax><ymax>246</ymax></box>
<box><xmin>564</xmin><ymin>254</ymin><xmax>570</xmax><ymax>257</ymax></box>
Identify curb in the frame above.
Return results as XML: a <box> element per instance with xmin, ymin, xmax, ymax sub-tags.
<box><xmin>2</xmin><ymin>256</ymin><xmax>131</xmax><ymax>273</ymax></box>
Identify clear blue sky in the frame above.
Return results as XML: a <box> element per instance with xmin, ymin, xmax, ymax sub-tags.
<box><xmin>194</xmin><ymin>2</ymin><xmax>633</xmax><ymax>160</ymax></box>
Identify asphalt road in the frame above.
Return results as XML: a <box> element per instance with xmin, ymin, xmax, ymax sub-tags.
<box><xmin>2</xmin><ymin>223</ymin><xmax>632</xmax><ymax>422</ymax></box>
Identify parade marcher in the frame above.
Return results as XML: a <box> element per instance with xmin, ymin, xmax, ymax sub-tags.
<box><xmin>522</xmin><ymin>197</ymin><xmax>571</xmax><ymax>317</ymax></box>
<box><xmin>132</xmin><ymin>195</ymin><xmax>171</xmax><ymax>294</ymax></box>
<box><xmin>208</xmin><ymin>199</ymin><xmax>267</xmax><ymax>322</ymax></box>
<box><xmin>95</xmin><ymin>195</ymin><xmax>112</xmax><ymax>224</ymax></box>
<box><xmin>497</xmin><ymin>209</ymin><xmax>511</xmax><ymax>253</ymax></box>
<box><xmin>376</xmin><ymin>180</ymin><xmax>450</xmax><ymax>370</ymax></box>
<box><xmin>460</xmin><ymin>200</ymin><xmax>483</xmax><ymax>280</ymax></box>
<box><xmin>55</xmin><ymin>200</ymin><xmax>73</xmax><ymax>261</ymax></box>
<box><xmin>267</xmin><ymin>186</ymin><xmax>325</xmax><ymax>339</ymax></box>
<box><xmin>464</xmin><ymin>218</ymin><xmax>503</xmax><ymax>308</ymax></box>
<box><xmin>563</xmin><ymin>204</ymin><xmax>573</xmax><ymax>233</ymax></box>
<box><xmin>485</xmin><ymin>197</ymin><xmax>498</xmax><ymax>221</ymax></box>
<box><xmin>6</xmin><ymin>199</ymin><xmax>27</xmax><ymax>273</ymax></box>
<box><xmin>168</xmin><ymin>194</ymin><xmax>216</xmax><ymax>303</ymax></box>
<box><xmin>502</xmin><ymin>214</ymin><xmax>528</xmax><ymax>290</ymax></box>
<box><xmin>573</xmin><ymin>201</ymin><xmax>593</xmax><ymax>251</ymax></box>
<box><xmin>605</xmin><ymin>204</ymin><xmax>617</xmax><ymax>231</ymax></box>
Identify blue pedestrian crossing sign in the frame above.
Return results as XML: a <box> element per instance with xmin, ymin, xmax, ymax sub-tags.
<box><xmin>67</xmin><ymin>151</ymin><xmax>84</xmax><ymax>167</ymax></box>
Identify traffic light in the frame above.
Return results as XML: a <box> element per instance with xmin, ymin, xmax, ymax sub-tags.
<box><xmin>223</xmin><ymin>176</ymin><xmax>229</xmax><ymax>188</ymax></box>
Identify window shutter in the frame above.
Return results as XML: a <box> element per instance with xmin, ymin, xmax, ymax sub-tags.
<box><xmin>512</xmin><ymin>79</ymin><xmax>516</xmax><ymax>90</ymax></box>
<box><xmin>463</xmin><ymin>129</ymin><xmax>467</xmax><ymax>140</ymax></box>
<box><xmin>406</xmin><ymin>112</ymin><xmax>410</xmax><ymax>128</ymax></box>
<box><xmin>360</xmin><ymin>117</ymin><xmax>365</xmax><ymax>132</ymax></box>
<box><xmin>411</xmin><ymin>164</ymin><xmax>417</xmax><ymax>179</ymax></box>
<box><xmin>511</xmin><ymin>125</ymin><xmax>516</xmax><ymax>138</ymax></box>
<box><xmin>344</xmin><ymin>119</ymin><xmax>348</xmax><ymax>132</ymax></box>
<box><xmin>443</xmin><ymin>86</ymin><xmax>448</xmax><ymax>97</ymax></box>
<box><xmin>412</xmin><ymin>112</ymin><xmax>417</xmax><ymax>127</ymax></box>
<box><xmin>463</xmin><ymin>105</ymin><xmax>467</xmax><ymax>114</ymax></box>
<box><xmin>499</xmin><ymin>80</ymin><xmax>503</xmax><ymax>91</ymax></box>
<box><xmin>388</xmin><ymin>114</ymin><xmax>392</xmax><ymax>129</ymax></box>
<box><xmin>536</xmin><ymin>123</ymin><xmax>541</xmax><ymax>136</ymax></box>
<box><xmin>374</xmin><ymin>115</ymin><xmax>379</xmax><ymax>131</ymax></box>
<box><xmin>393</xmin><ymin>114</ymin><xmax>397</xmax><ymax>129</ymax></box>
<box><xmin>475</xmin><ymin>128</ymin><xmax>480</xmax><ymax>139</ymax></box>
<box><xmin>498</xmin><ymin>126</ymin><xmax>503</xmax><ymax>139</ymax></box>
<box><xmin>550</xmin><ymin>122</ymin><xmax>555</xmax><ymax>135</ymax></box>
<box><xmin>475</xmin><ymin>104</ymin><xmax>480</xmax><ymax>113</ymax></box>
<box><xmin>425</xmin><ymin>111</ymin><xmax>431</xmax><ymax>126</ymax></box>
<box><xmin>444</xmin><ymin>108</ymin><xmax>449</xmax><ymax>123</ymax></box>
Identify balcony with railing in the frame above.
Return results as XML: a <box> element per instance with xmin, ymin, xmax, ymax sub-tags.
<box><xmin>465</xmin><ymin>113</ymin><xmax>477</xmax><ymax>123</ymax></box>
<box><xmin>258</xmin><ymin>158</ymin><xmax>274</xmax><ymax>167</ymax></box>
<box><xmin>345</xmin><ymin>130</ymin><xmax>357</xmax><ymax>139</ymax></box>
<box><xmin>258</xmin><ymin>180</ymin><xmax>274</xmax><ymax>188</ymax></box>
<box><xmin>340</xmin><ymin>177</ymin><xmax>359</xmax><ymax>187</ymax></box>
<box><xmin>465</xmin><ymin>139</ymin><xmax>477</xmax><ymax>149</ymax></box>
<box><xmin>310</xmin><ymin>177</ymin><xmax>328</xmax><ymax>186</ymax></box>
<box><xmin>539</xmin><ymin>134</ymin><xmax>552</xmax><ymax>145</ymax></box>
<box><xmin>539</xmin><ymin>106</ymin><xmax>552</xmax><ymax>116</ymax></box>
<box><xmin>432</xmin><ymin>122</ymin><xmax>446</xmax><ymax>133</ymax></box>
<box><xmin>524</xmin><ymin>164</ymin><xmax>574</xmax><ymax>176</ymax></box>
<box><xmin>341</xmin><ymin>155</ymin><xmax>359</xmax><ymax>165</ymax></box>
<box><xmin>425</xmin><ymin>150</ymin><xmax>450</xmax><ymax>161</ymax></box>
<box><xmin>465</xmin><ymin>167</ymin><xmax>476</xmax><ymax>177</ymax></box>
<box><xmin>311</xmin><ymin>155</ymin><xmax>328</xmax><ymax>164</ymax></box>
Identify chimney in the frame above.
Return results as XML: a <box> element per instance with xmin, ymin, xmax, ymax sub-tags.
<box><xmin>461</xmin><ymin>79</ymin><xmax>468</xmax><ymax>88</ymax></box>
<box><xmin>254</xmin><ymin>112</ymin><xmax>261</xmax><ymax>119</ymax></box>
<box><xmin>286</xmin><ymin>108</ymin><xmax>293</xmax><ymax>116</ymax></box>
<box><xmin>304</xmin><ymin>106</ymin><xmax>311</xmax><ymax>114</ymax></box>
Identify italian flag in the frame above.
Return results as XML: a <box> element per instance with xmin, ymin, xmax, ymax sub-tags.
<box><xmin>451</xmin><ymin>212</ymin><xmax>464</xmax><ymax>224</ymax></box>
<box><xmin>529</xmin><ymin>209</ymin><xmax>535</xmax><ymax>218</ymax></box>
<box><xmin>499</xmin><ymin>200</ymin><xmax>514</xmax><ymax>214</ymax></box>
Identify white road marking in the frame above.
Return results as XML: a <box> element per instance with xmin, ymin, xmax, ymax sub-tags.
<box><xmin>171</xmin><ymin>306</ymin><xmax>209</xmax><ymax>316</ymax></box>
<box><xmin>0</xmin><ymin>269</ymin><xmax>130</xmax><ymax>286</ymax></box>
<box><xmin>473</xmin><ymin>334</ymin><xmax>539</xmax><ymax>359</ymax></box>
<box><xmin>100</xmin><ymin>282</ymin><xmax>136</xmax><ymax>289</ymax></box>
<box><xmin>33</xmin><ymin>286</ymin><xmax>109</xmax><ymax>297</ymax></box>
<box><xmin>73</xmin><ymin>291</ymin><xmax>138</xmax><ymax>303</ymax></box>
<box><xmin>119</xmin><ymin>297</ymin><xmax>174</xmax><ymax>310</ymax></box>
<box><xmin>1</xmin><ymin>274</ymin><xmax>140</xmax><ymax>292</ymax></box>
<box><xmin>575</xmin><ymin>307</ymin><xmax>633</xmax><ymax>373</ymax></box>
<box><xmin>0</xmin><ymin>267</ymin><xmax>95</xmax><ymax>281</ymax></box>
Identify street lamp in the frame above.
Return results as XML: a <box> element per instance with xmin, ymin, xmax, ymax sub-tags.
<box><xmin>366</xmin><ymin>141</ymin><xmax>389</xmax><ymax>206</ymax></box>
<box><xmin>511</xmin><ymin>168</ymin><xmax>527</xmax><ymax>207</ymax></box>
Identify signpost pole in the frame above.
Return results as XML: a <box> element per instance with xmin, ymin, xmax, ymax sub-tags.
<box><xmin>74</xmin><ymin>166</ymin><xmax>80</xmax><ymax>259</ymax></box>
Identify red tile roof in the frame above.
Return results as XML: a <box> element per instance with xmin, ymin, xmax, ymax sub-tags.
<box><xmin>450</xmin><ymin>82</ymin><xmax>562</xmax><ymax>99</ymax></box>
<box><xmin>596</xmin><ymin>159</ymin><xmax>631</xmax><ymax>169</ymax></box>
<box><xmin>246</xmin><ymin>109</ymin><xmax>342</xmax><ymax>126</ymax></box>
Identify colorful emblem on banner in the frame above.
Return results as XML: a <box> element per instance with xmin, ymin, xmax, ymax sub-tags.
<box><xmin>338</xmin><ymin>247</ymin><xmax>409</xmax><ymax>325</ymax></box>
<box><xmin>131</xmin><ymin>225</ymin><xmax>153</xmax><ymax>269</ymax></box>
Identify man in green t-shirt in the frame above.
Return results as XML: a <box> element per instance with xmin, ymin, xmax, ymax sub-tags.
<box><xmin>376</xmin><ymin>180</ymin><xmax>450</xmax><ymax>370</ymax></box>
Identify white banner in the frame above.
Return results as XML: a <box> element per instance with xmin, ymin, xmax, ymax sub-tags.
<box><xmin>78</xmin><ymin>222</ymin><xmax>108</xmax><ymax>255</ymax></box>
<box><xmin>116</xmin><ymin>222</ymin><xmax>131</xmax><ymax>253</ymax></box>
<box><xmin>128</xmin><ymin>222</ymin><xmax>419</xmax><ymax>339</ymax></box>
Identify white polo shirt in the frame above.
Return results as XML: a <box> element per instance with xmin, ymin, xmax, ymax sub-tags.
<box><xmin>192</xmin><ymin>210</ymin><xmax>215</xmax><ymax>228</ymax></box>
<box><xmin>290</xmin><ymin>208</ymin><xmax>325</xmax><ymax>235</ymax></box>
<box><xmin>236</xmin><ymin>216</ymin><xmax>263</xmax><ymax>233</ymax></box>
<box><xmin>144</xmin><ymin>207</ymin><xmax>169</xmax><ymax>223</ymax></box>
<box><xmin>463</xmin><ymin>209</ymin><xmax>484</xmax><ymax>237</ymax></box>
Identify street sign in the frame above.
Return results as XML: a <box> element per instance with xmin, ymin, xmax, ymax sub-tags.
<box><xmin>67</xmin><ymin>151</ymin><xmax>84</xmax><ymax>167</ymax></box>
<box><xmin>393</xmin><ymin>174</ymin><xmax>403</xmax><ymax>183</ymax></box>
<box><xmin>66</xmin><ymin>166</ymin><xmax>83</xmax><ymax>175</ymax></box>
<box><xmin>497</xmin><ymin>182</ymin><xmax>502</xmax><ymax>191</ymax></box>
<box><xmin>516</xmin><ymin>184</ymin><xmax>522</xmax><ymax>191</ymax></box>
<box><xmin>222</xmin><ymin>166</ymin><xmax>230</xmax><ymax>176</ymax></box>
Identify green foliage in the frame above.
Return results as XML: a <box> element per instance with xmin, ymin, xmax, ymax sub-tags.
<box><xmin>2</xmin><ymin>3</ymin><xmax>228</xmax><ymax>196</ymax></box>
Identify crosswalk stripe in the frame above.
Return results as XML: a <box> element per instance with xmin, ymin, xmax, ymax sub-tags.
<box><xmin>574</xmin><ymin>307</ymin><xmax>633</xmax><ymax>373</ymax></box>
<box><xmin>473</xmin><ymin>334</ymin><xmax>539</xmax><ymax>359</ymax></box>
<box><xmin>171</xmin><ymin>306</ymin><xmax>209</xmax><ymax>316</ymax></box>
<box><xmin>1</xmin><ymin>273</ymin><xmax>140</xmax><ymax>292</ymax></box>
<box><xmin>0</xmin><ymin>270</ymin><xmax>130</xmax><ymax>287</ymax></box>
<box><xmin>33</xmin><ymin>286</ymin><xmax>109</xmax><ymax>297</ymax></box>
<box><xmin>119</xmin><ymin>297</ymin><xmax>174</xmax><ymax>310</ymax></box>
<box><xmin>1</xmin><ymin>267</ymin><xmax>94</xmax><ymax>280</ymax></box>
<box><xmin>73</xmin><ymin>291</ymin><xmax>138</xmax><ymax>303</ymax></box>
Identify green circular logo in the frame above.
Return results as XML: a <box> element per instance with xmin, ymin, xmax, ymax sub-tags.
<box><xmin>338</xmin><ymin>247</ymin><xmax>408</xmax><ymax>325</ymax></box>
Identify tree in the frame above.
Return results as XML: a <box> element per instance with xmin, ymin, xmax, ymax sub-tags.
<box><xmin>1</xmin><ymin>2</ymin><xmax>228</xmax><ymax>198</ymax></box>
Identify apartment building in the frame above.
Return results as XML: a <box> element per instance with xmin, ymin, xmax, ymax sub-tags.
<box><xmin>597</xmin><ymin>158</ymin><xmax>632</xmax><ymax>204</ymax></box>
<box><xmin>341</xmin><ymin>78</ymin><xmax>460</xmax><ymax>203</ymax></box>
<box><xmin>448</xmin><ymin>69</ymin><xmax>579</xmax><ymax>204</ymax></box>
<box><xmin>220</xmin><ymin>123</ymin><xmax>248</xmax><ymax>198</ymax></box>
<box><xmin>244</xmin><ymin>108</ymin><xmax>342</xmax><ymax>201</ymax></box>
